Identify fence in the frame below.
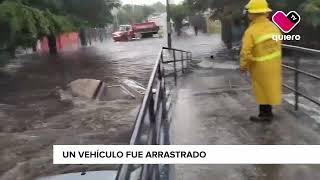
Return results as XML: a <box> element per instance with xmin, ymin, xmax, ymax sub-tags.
<box><xmin>115</xmin><ymin>47</ymin><xmax>192</xmax><ymax>180</ymax></box>
<box><xmin>282</xmin><ymin>44</ymin><xmax>320</xmax><ymax>110</ymax></box>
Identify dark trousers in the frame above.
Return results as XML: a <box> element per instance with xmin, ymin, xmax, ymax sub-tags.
<box><xmin>259</xmin><ymin>105</ymin><xmax>273</xmax><ymax>117</ymax></box>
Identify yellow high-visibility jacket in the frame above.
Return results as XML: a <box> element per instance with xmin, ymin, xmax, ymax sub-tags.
<box><xmin>240</xmin><ymin>16</ymin><xmax>283</xmax><ymax>105</ymax></box>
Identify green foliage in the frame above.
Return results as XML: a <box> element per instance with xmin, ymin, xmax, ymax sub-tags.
<box><xmin>15</xmin><ymin>3</ymin><xmax>38</xmax><ymax>47</ymax></box>
<box><xmin>44</xmin><ymin>10</ymin><xmax>74</xmax><ymax>35</ymax></box>
<box><xmin>300</xmin><ymin>0</ymin><xmax>320</xmax><ymax>27</ymax></box>
<box><xmin>171</xmin><ymin>4</ymin><xmax>189</xmax><ymax>25</ymax></box>
<box><xmin>0</xmin><ymin>1</ymin><xmax>76</xmax><ymax>49</ymax></box>
<box><xmin>185</xmin><ymin>0</ymin><xmax>320</xmax><ymax>28</ymax></box>
<box><xmin>150</xmin><ymin>2</ymin><xmax>166</xmax><ymax>13</ymax></box>
<box><xmin>62</xmin><ymin>0</ymin><xmax>120</xmax><ymax>26</ymax></box>
<box><xmin>0</xmin><ymin>1</ymin><xmax>38</xmax><ymax>48</ymax></box>
<box><xmin>20</xmin><ymin>0</ymin><xmax>120</xmax><ymax>26</ymax></box>
<box><xmin>116</xmin><ymin>2</ymin><xmax>166</xmax><ymax>25</ymax></box>
<box><xmin>28</xmin><ymin>7</ymin><xmax>50</xmax><ymax>37</ymax></box>
<box><xmin>171</xmin><ymin>4</ymin><xmax>190</xmax><ymax>35</ymax></box>
<box><xmin>0</xmin><ymin>0</ymin><xmax>120</xmax><ymax>50</ymax></box>
<box><xmin>22</xmin><ymin>0</ymin><xmax>65</xmax><ymax>13</ymax></box>
<box><xmin>0</xmin><ymin>2</ymin><xmax>19</xmax><ymax>47</ymax></box>
<box><xmin>117</xmin><ymin>5</ymin><xmax>155</xmax><ymax>24</ymax></box>
<box><xmin>183</xmin><ymin>0</ymin><xmax>224</xmax><ymax>12</ymax></box>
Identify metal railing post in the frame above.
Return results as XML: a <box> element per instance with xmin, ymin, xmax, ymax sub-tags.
<box><xmin>160</xmin><ymin>50</ymin><xmax>166</xmax><ymax>92</ymax></box>
<box><xmin>282</xmin><ymin>44</ymin><xmax>320</xmax><ymax>110</ymax></box>
<box><xmin>148</xmin><ymin>95</ymin><xmax>157</xmax><ymax>144</ymax></box>
<box><xmin>173</xmin><ymin>50</ymin><xmax>177</xmax><ymax>85</ymax></box>
<box><xmin>153</xmin><ymin>164</ymin><xmax>160</xmax><ymax>180</ymax></box>
<box><xmin>186</xmin><ymin>52</ymin><xmax>189</xmax><ymax>68</ymax></box>
<box><xmin>181</xmin><ymin>52</ymin><xmax>184</xmax><ymax>73</ymax></box>
<box><xmin>116</xmin><ymin>47</ymin><xmax>192</xmax><ymax>180</ymax></box>
<box><xmin>294</xmin><ymin>55</ymin><xmax>300</xmax><ymax>111</ymax></box>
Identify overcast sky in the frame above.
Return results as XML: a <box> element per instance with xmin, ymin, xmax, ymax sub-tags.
<box><xmin>121</xmin><ymin>0</ymin><xmax>183</xmax><ymax>5</ymax></box>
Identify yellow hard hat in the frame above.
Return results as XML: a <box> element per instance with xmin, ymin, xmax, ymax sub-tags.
<box><xmin>245</xmin><ymin>0</ymin><xmax>272</xmax><ymax>13</ymax></box>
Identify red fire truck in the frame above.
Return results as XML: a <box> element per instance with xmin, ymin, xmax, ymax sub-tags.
<box><xmin>112</xmin><ymin>22</ymin><xmax>160</xmax><ymax>41</ymax></box>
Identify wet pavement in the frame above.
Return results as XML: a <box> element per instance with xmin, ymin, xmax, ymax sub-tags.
<box><xmin>170</xmin><ymin>35</ymin><xmax>320</xmax><ymax>179</ymax></box>
<box><xmin>171</xmin><ymin>67</ymin><xmax>320</xmax><ymax>145</ymax></box>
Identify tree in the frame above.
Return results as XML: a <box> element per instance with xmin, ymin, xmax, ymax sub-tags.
<box><xmin>183</xmin><ymin>0</ymin><xmax>224</xmax><ymax>12</ymax></box>
<box><xmin>300</xmin><ymin>0</ymin><xmax>320</xmax><ymax>27</ymax></box>
<box><xmin>0</xmin><ymin>0</ymin><xmax>120</xmax><ymax>55</ymax></box>
<box><xmin>0</xmin><ymin>1</ymin><xmax>52</xmax><ymax>54</ymax></box>
<box><xmin>117</xmin><ymin>5</ymin><xmax>155</xmax><ymax>25</ymax></box>
<box><xmin>62</xmin><ymin>0</ymin><xmax>120</xmax><ymax>27</ymax></box>
<box><xmin>151</xmin><ymin>2</ymin><xmax>166</xmax><ymax>13</ymax></box>
<box><xmin>171</xmin><ymin>4</ymin><xmax>189</xmax><ymax>36</ymax></box>
<box><xmin>299</xmin><ymin>0</ymin><xmax>320</xmax><ymax>47</ymax></box>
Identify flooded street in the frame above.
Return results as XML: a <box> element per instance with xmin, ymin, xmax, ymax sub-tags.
<box><xmin>0</xmin><ymin>28</ymin><xmax>221</xmax><ymax>179</ymax></box>
<box><xmin>0</xmin><ymin>37</ymin><xmax>166</xmax><ymax>179</ymax></box>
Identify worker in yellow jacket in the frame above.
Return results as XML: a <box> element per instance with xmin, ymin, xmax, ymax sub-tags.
<box><xmin>240</xmin><ymin>0</ymin><xmax>282</xmax><ymax>122</ymax></box>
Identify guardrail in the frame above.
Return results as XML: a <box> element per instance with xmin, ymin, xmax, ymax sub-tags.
<box><xmin>282</xmin><ymin>44</ymin><xmax>320</xmax><ymax>110</ymax></box>
<box><xmin>115</xmin><ymin>47</ymin><xmax>192</xmax><ymax>180</ymax></box>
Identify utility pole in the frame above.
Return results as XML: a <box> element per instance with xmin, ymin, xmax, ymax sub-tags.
<box><xmin>132</xmin><ymin>0</ymin><xmax>135</xmax><ymax>22</ymax></box>
<box><xmin>166</xmin><ymin>0</ymin><xmax>172</xmax><ymax>48</ymax></box>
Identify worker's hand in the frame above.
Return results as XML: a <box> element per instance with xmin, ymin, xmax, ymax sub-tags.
<box><xmin>240</xmin><ymin>68</ymin><xmax>247</xmax><ymax>74</ymax></box>
<box><xmin>240</xmin><ymin>68</ymin><xmax>249</xmax><ymax>80</ymax></box>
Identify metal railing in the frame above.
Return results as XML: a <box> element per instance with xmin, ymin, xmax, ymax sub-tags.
<box><xmin>115</xmin><ymin>47</ymin><xmax>192</xmax><ymax>180</ymax></box>
<box><xmin>162</xmin><ymin>47</ymin><xmax>193</xmax><ymax>85</ymax></box>
<box><xmin>282</xmin><ymin>44</ymin><xmax>320</xmax><ymax>110</ymax></box>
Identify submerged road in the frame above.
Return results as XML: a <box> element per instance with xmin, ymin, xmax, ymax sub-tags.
<box><xmin>0</xmin><ymin>29</ymin><xmax>222</xmax><ymax>180</ymax></box>
<box><xmin>0</xmin><ymin>37</ymin><xmax>166</xmax><ymax>179</ymax></box>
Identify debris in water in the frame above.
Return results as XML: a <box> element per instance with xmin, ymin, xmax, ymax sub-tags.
<box><xmin>64</xmin><ymin>79</ymin><xmax>146</xmax><ymax>101</ymax></box>
<box><xmin>68</xmin><ymin>79</ymin><xmax>101</xmax><ymax>99</ymax></box>
<box><xmin>122</xmin><ymin>79</ymin><xmax>146</xmax><ymax>95</ymax></box>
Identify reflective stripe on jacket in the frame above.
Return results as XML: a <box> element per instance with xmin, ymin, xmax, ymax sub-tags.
<box><xmin>253</xmin><ymin>33</ymin><xmax>282</xmax><ymax>62</ymax></box>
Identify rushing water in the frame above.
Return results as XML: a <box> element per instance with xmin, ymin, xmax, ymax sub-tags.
<box><xmin>0</xmin><ymin>30</ymin><xmax>223</xmax><ymax>179</ymax></box>
<box><xmin>0</xmin><ymin>37</ymin><xmax>166</xmax><ymax>179</ymax></box>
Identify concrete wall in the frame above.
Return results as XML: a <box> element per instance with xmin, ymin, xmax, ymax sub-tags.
<box><xmin>37</xmin><ymin>32</ymin><xmax>80</xmax><ymax>53</ymax></box>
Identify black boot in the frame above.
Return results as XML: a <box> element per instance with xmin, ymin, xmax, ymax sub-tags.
<box><xmin>250</xmin><ymin>115</ymin><xmax>273</xmax><ymax>122</ymax></box>
<box><xmin>250</xmin><ymin>105</ymin><xmax>273</xmax><ymax>122</ymax></box>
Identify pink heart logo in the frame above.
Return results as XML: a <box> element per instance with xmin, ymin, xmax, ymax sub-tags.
<box><xmin>272</xmin><ymin>11</ymin><xmax>301</xmax><ymax>33</ymax></box>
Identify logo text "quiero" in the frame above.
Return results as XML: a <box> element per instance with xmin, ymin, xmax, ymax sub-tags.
<box><xmin>272</xmin><ymin>34</ymin><xmax>301</xmax><ymax>42</ymax></box>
